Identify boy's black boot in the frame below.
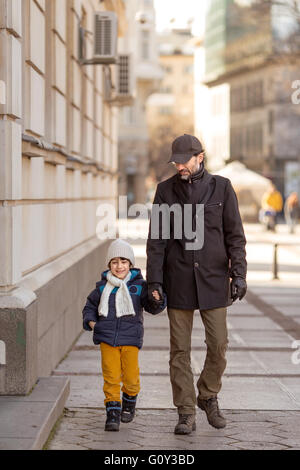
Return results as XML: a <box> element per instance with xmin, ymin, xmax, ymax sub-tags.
<box><xmin>105</xmin><ymin>401</ymin><xmax>121</xmax><ymax>431</ymax></box>
<box><xmin>121</xmin><ymin>393</ymin><xmax>138</xmax><ymax>423</ymax></box>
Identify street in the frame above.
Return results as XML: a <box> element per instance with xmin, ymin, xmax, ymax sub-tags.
<box><xmin>46</xmin><ymin>223</ymin><xmax>300</xmax><ymax>450</ymax></box>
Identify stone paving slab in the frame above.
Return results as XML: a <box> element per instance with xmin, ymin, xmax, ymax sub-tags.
<box><xmin>46</xmin><ymin>408</ymin><xmax>300</xmax><ymax>451</ymax></box>
<box><xmin>227</xmin><ymin>316</ymin><xmax>282</xmax><ymax>331</ymax></box>
<box><xmin>250</xmin><ymin>351</ymin><xmax>300</xmax><ymax>375</ymax></box>
<box><xmin>277</xmin><ymin>378</ymin><xmax>300</xmax><ymax>404</ymax></box>
<box><xmin>191</xmin><ymin>351</ymin><xmax>267</xmax><ymax>375</ymax></box>
<box><xmin>55</xmin><ymin>348</ymin><xmax>300</xmax><ymax>377</ymax></box>
<box><xmin>218</xmin><ymin>377</ymin><xmax>300</xmax><ymax>410</ymax></box>
<box><xmin>274</xmin><ymin>306</ymin><xmax>300</xmax><ymax>317</ymax></box>
<box><xmin>61</xmin><ymin>375</ymin><xmax>174</xmax><ymax>409</ymax></box>
<box><xmin>57</xmin><ymin>373</ymin><xmax>300</xmax><ymax>411</ymax></box>
<box><xmin>227</xmin><ymin>304</ymin><xmax>263</xmax><ymax>316</ymax></box>
<box><xmin>76</xmin><ymin>328</ymin><xmax>295</xmax><ymax>350</ymax></box>
<box><xmin>256</xmin><ymin>295</ymin><xmax>300</xmax><ymax>306</ymax></box>
<box><xmin>228</xmin><ymin>330</ymin><xmax>295</xmax><ymax>348</ymax></box>
<box><xmin>0</xmin><ymin>377</ymin><xmax>70</xmax><ymax>450</ymax></box>
<box><xmin>249</xmin><ymin>287</ymin><xmax>300</xmax><ymax>296</ymax></box>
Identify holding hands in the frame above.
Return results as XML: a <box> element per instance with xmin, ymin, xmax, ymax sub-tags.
<box><xmin>148</xmin><ymin>283</ymin><xmax>164</xmax><ymax>306</ymax></box>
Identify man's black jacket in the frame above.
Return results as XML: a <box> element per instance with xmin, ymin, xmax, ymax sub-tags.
<box><xmin>146</xmin><ymin>169</ymin><xmax>247</xmax><ymax>310</ymax></box>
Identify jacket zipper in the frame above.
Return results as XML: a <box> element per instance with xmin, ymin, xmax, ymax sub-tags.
<box><xmin>205</xmin><ymin>202</ymin><xmax>222</xmax><ymax>207</ymax></box>
<box><xmin>113</xmin><ymin>318</ymin><xmax>120</xmax><ymax>347</ymax></box>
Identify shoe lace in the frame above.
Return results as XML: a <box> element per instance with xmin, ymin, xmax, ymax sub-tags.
<box><xmin>179</xmin><ymin>414</ymin><xmax>194</xmax><ymax>425</ymax></box>
<box><xmin>206</xmin><ymin>398</ymin><xmax>221</xmax><ymax>416</ymax></box>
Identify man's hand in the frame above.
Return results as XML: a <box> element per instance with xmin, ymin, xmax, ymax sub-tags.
<box><xmin>89</xmin><ymin>321</ymin><xmax>96</xmax><ymax>330</ymax></box>
<box><xmin>148</xmin><ymin>283</ymin><xmax>164</xmax><ymax>305</ymax></box>
<box><xmin>231</xmin><ymin>277</ymin><xmax>247</xmax><ymax>302</ymax></box>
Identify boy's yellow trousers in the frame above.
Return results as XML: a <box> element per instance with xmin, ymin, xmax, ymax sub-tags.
<box><xmin>100</xmin><ymin>343</ymin><xmax>140</xmax><ymax>404</ymax></box>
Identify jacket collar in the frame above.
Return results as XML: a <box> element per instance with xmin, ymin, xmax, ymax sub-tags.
<box><xmin>173</xmin><ymin>169</ymin><xmax>215</xmax><ymax>205</ymax></box>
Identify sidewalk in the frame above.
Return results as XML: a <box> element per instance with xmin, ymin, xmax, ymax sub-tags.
<box><xmin>44</xmin><ymin>222</ymin><xmax>300</xmax><ymax>451</ymax></box>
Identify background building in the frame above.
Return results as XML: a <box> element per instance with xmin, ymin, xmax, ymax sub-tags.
<box><xmin>204</xmin><ymin>0</ymin><xmax>300</xmax><ymax>197</ymax></box>
<box><xmin>0</xmin><ymin>0</ymin><xmax>126</xmax><ymax>395</ymax></box>
<box><xmin>146</xmin><ymin>27</ymin><xmax>195</xmax><ymax>184</ymax></box>
<box><xmin>118</xmin><ymin>0</ymin><xmax>162</xmax><ymax>206</ymax></box>
<box><xmin>194</xmin><ymin>35</ymin><xmax>230</xmax><ymax>172</ymax></box>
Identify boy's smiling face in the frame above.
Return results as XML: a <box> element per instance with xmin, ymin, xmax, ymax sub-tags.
<box><xmin>109</xmin><ymin>257</ymin><xmax>131</xmax><ymax>279</ymax></box>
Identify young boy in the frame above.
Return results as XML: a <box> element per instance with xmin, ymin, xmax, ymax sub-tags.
<box><xmin>82</xmin><ymin>238</ymin><xmax>166</xmax><ymax>431</ymax></box>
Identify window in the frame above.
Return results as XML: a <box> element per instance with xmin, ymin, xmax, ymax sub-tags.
<box><xmin>183</xmin><ymin>64</ymin><xmax>194</xmax><ymax>74</ymax></box>
<box><xmin>230</xmin><ymin>127</ymin><xmax>244</xmax><ymax>158</ymax></box>
<box><xmin>160</xmin><ymin>86</ymin><xmax>172</xmax><ymax>93</ymax></box>
<box><xmin>141</xmin><ymin>30</ymin><xmax>150</xmax><ymax>60</ymax></box>
<box><xmin>268</xmin><ymin>109</ymin><xmax>274</xmax><ymax>134</ymax></box>
<box><xmin>245</xmin><ymin>123</ymin><xmax>263</xmax><ymax>156</ymax></box>
<box><xmin>255</xmin><ymin>80</ymin><xmax>263</xmax><ymax>107</ymax></box>
<box><xmin>0</xmin><ymin>340</ymin><xmax>6</xmax><ymax>365</ymax></box>
<box><xmin>122</xmin><ymin>106</ymin><xmax>135</xmax><ymax>124</ymax></box>
<box><xmin>159</xmin><ymin>106</ymin><xmax>172</xmax><ymax>115</ymax></box>
<box><xmin>163</xmin><ymin>65</ymin><xmax>173</xmax><ymax>73</ymax></box>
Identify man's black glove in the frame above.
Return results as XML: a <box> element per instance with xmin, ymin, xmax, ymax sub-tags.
<box><xmin>148</xmin><ymin>283</ymin><xmax>164</xmax><ymax>306</ymax></box>
<box><xmin>231</xmin><ymin>277</ymin><xmax>247</xmax><ymax>302</ymax></box>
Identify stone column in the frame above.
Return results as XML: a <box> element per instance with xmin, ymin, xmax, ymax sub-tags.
<box><xmin>0</xmin><ymin>0</ymin><xmax>22</xmax><ymax>287</ymax></box>
<box><xmin>0</xmin><ymin>0</ymin><xmax>37</xmax><ymax>395</ymax></box>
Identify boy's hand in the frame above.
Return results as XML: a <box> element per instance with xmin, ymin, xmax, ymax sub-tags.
<box><xmin>148</xmin><ymin>283</ymin><xmax>163</xmax><ymax>302</ymax></box>
<box><xmin>152</xmin><ymin>290</ymin><xmax>161</xmax><ymax>301</ymax></box>
<box><xmin>89</xmin><ymin>321</ymin><xmax>96</xmax><ymax>330</ymax></box>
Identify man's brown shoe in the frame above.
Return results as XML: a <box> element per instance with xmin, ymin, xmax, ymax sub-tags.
<box><xmin>197</xmin><ymin>397</ymin><xmax>226</xmax><ymax>429</ymax></box>
<box><xmin>174</xmin><ymin>414</ymin><xmax>196</xmax><ymax>435</ymax></box>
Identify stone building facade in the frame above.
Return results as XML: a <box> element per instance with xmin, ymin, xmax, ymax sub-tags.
<box><xmin>0</xmin><ymin>0</ymin><xmax>126</xmax><ymax>394</ymax></box>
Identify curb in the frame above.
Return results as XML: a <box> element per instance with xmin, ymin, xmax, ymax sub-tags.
<box><xmin>0</xmin><ymin>376</ymin><xmax>70</xmax><ymax>450</ymax></box>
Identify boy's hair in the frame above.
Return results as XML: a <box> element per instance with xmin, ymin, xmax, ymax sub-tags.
<box><xmin>109</xmin><ymin>257</ymin><xmax>133</xmax><ymax>269</ymax></box>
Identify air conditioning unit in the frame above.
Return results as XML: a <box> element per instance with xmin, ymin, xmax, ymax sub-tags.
<box><xmin>79</xmin><ymin>12</ymin><xmax>118</xmax><ymax>65</ymax></box>
<box><xmin>108</xmin><ymin>54</ymin><xmax>135</xmax><ymax>106</ymax></box>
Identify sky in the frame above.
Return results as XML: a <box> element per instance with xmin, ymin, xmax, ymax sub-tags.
<box><xmin>153</xmin><ymin>0</ymin><xmax>206</xmax><ymax>35</ymax></box>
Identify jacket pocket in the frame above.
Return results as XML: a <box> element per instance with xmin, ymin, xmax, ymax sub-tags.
<box><xmin>204</xmin><ymin>202</ymin><xmax>223</xmax><ymax>228</ymax></box>
<box><xmin>205</xmin><ymin>202</ymin><xmax>223</xmax><ymax>208</ymax></box>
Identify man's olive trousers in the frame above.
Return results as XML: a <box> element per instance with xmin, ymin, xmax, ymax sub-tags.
<box><xmin>167</xmin><ymin>307</ymin><xmax>228</xmax><ymax>415</ymax></box>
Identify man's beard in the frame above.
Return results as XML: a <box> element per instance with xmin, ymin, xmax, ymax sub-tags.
<box><xmin>178</xmin><ymin>162</ymin><xmax>201</xmax><ymax>181</ymax></box>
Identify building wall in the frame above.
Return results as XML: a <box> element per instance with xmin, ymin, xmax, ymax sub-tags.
<box><xmin>229</xmin><ymin>63</ymin><xmax>300</xmax><ymax>194</ymax></box>
<box><xmin>0</xmin><ymin>0</ymin><xmax>126</xmax><ymax>394</ymax></box>
<box><xmin>159</xmin><ymin>54</ymin><xmax>194</xmax><ymax>118</ymax></box>
<box><xmin>204</xmin><ymin>0</ymin><xmax>300</xmax><ymax>193</ymax></box>
<box><xmin>146</xmin><ymin>47</ymin><xmax>195</xmax><ymax>183</ymax></box>
<box><xmin>194</xmin><ymin>39</ymin><xmax>230</xmax><ymax>172</ymax></box>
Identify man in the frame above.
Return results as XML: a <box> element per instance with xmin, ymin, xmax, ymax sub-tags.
<box><xmin>284</xmin><ymin>191</ymin><xmax>299</xmax><ymax>234</ymax></box>
<box><xmin>146</xmin><ymin>134</ymin><xmax>247</xmax><ymax>435</ymax></box>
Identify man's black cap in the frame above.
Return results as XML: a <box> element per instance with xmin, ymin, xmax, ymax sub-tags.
<box><xmin>168</xmin><ymin>134</ymin><xmax>204</xmax><ymax>164</ymax></box>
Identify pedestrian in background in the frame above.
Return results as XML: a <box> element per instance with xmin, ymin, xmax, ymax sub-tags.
<box><xmin>261</xmin><ymin>183</ymin><xmax>283</xmax><ymax>231</ymax></box>
<box><xmin>82</xmin><ymin>239</ymin><xmax>166</xmax><ymax>432</ymax></box>
<box><xmin>147</xmin><ymin>134</ymin><xmax>247</xmax><ymax>435</ymax></box>
<box><xmin>284</xmin><ymin>191</ymin><xmax>299</xmax><ymax>234</ymax></box>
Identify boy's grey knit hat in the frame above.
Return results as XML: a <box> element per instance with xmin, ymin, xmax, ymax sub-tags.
<box><xmin>106</xmin><ymin>239</ymin><xmax>135</xmax><ymax>267</ymax></box>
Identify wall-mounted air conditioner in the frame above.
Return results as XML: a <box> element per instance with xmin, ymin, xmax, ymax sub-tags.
<box><xmin>79</xmin><ymin>11</ymin><xmax>118</xmax><ymax>65</ymax></box>
<box><xmin>107</xmin><ymin>54</ymin><xmax>135</xmax><ymax>106</ymax></box>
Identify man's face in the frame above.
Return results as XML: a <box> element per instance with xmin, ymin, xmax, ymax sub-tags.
<box><xmin>174</xmin><ymin>153</ymin><xmax>204</xmax><ymax>180</ymax></box>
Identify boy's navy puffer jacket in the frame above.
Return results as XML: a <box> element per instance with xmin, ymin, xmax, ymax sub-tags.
<box><xmin>82</xmin><ymin>268</ymin><xmax>167</xmax><ymax>349</ymax></box>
